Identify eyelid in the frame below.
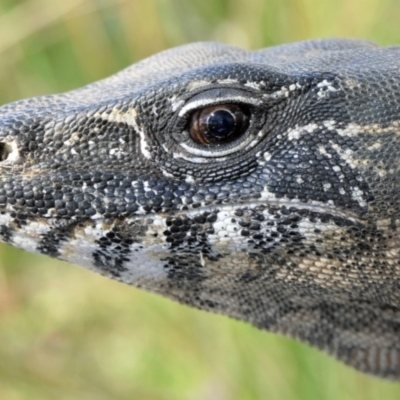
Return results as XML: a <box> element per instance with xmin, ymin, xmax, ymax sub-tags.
<box><xmin>179</xmin><ymin>131</ymin><xmax>263</xmax><ymax>157</ymax></box>
<box><xmin>178</xmin><ymin>89</ymin><xmax>262</xmax><ymax>117</ymax></box>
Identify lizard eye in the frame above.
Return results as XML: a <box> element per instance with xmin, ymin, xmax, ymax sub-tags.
<box><xmin>189</xmin><ymin>104</ymin><xmax>249</xmax><ymax>146</ymax></box>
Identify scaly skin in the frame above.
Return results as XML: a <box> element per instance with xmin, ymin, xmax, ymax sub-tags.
<box><xmin>0</xmin><ymin>38</ymin><xmax>400</xmax><ymax>379</ymax></box>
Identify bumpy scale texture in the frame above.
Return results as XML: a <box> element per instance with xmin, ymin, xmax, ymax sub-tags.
<box><xmin>0</xmin><ymin>38</ymin><xmax>400</xmax><ymax>379</ymax></box>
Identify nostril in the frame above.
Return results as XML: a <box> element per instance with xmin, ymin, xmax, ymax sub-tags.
<box><xmin>0</xmin><ymin>141</ymin><xmax>20</xmax><ymax>163</ymax></box>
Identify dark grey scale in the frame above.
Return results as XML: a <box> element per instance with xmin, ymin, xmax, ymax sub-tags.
<box><xmin>163</xmin><ymin>254</ymin><xmax>206</xmax><ymax>283</ymax></box>
<box><xmin>238</xmin><ymin>270</ymin><xmax>262</xmax><ymax>284</ymax></box>
<box><xmin>90</xmin><ymin>218</ymin><xmax>152</xmax><ymax>276</ymax></box>
<box><xmin>37</xmin><ymin>226</ymin><xmax>76</xmax><ymax>257</ymax></box>
<box><xmin>93</xmin><ymin>232</ymin><xmax>132</xmax><ymax>278</ymax></box>
<box><xmin>6</xmin><ymin>212</ymin><xmax>28</xmax><ymax>228</ymax></box>
<box><xmin>164</xmin><ymin>215</ymin><xmax>203</xmax><ymax>247</ymax></box>
<box><xmin>163</xmin><ymin>213</ymin><xmax>226</xmax><ymax>265</ymax></box>
<box><xmin>235</xmin><ymin>206</ymin><xmax>294</xmax><ymax>253</ymax></box>
<box><xmin>0</xmin><ymin>225</ymin><xmax>13</xmax><ymax>243</ymax></box>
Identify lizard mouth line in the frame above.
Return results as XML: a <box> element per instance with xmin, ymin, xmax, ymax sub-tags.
<box><xmin>154</xmin><ymin>198</ymin><xmax>366</xmax><ymax>224</ymax></box>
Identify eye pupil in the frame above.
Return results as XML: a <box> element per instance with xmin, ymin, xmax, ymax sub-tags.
<box><xmin>207</xmin><ymin>110</ymin><xmax>236</xmax><ymax>139</ymax></box>
<box><xmin>189</xmin><ymin>104</ymin><xmax>249</xmax><ymax>146</ymax></box>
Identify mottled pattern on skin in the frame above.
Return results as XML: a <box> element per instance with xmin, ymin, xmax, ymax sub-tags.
<box><xmin>0</xmin><ymin>38</ymin><xmax>400</xmax><ymax>379</ymax></box>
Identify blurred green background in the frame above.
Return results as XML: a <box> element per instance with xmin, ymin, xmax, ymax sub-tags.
<box><xmin>0</xmin><ymin>0</ymin><xmax>400</xmax><ymax>399</ymax></box>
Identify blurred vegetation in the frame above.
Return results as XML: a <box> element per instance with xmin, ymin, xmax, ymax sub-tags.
<box><xmin>0</xmin><ymin>0</ymin><xmax>400</xmax><ymax>399</ymax></box>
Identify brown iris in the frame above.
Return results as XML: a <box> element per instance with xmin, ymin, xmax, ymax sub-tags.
<box><xmin>189</xmin><ymin>104</ymin><xmax>249</xmax><ymax>146</ymax></box>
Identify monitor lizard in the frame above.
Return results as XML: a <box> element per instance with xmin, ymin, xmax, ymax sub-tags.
<box><xmin>0</xmin><ymin>38</ymin><xmax>399</xmax><ymax>380</ymax></box>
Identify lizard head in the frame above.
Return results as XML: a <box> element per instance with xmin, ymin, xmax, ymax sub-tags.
<box><xmin>0</xmin><ymin>39</ymin><xmax>400</xmax><ymax>379</ymax></box>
